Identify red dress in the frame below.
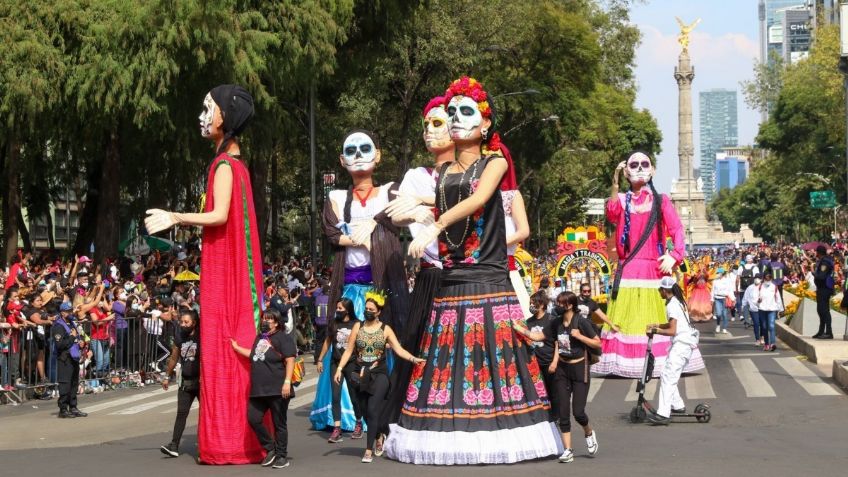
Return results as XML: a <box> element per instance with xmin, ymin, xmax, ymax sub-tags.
<box><xmin>198</xmin><ymin>153</ymin><xmax>264</xmax><ymax>464</ymax></box>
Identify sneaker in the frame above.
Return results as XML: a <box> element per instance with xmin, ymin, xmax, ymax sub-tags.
<box><xmin>351</xmin><ymin>421</ymin><xmax>363</xmax><ymax>439</ymax></box>
<box><xmin>763</xmin><ymin>344</ymin><xmax>770</xmax><ymax>352</ymax></box>
<box><xmin>70</xmin><ymin>408</ymin><xmax>88</xmax><ymax>417</ymax></box>
<box><xmin>671</xmin><ymin>408</ymin><xmax>686</xmax><ymax>414</ymax></box>
<box><xmin>721</xmin><ymin>329</ymin><xmax>729</xmax><ymax>334</ymax></box>
<box><xmin>585</xmin><ymin>430</ymin><xmax>598</xmax><ymax>457</ymax></box>
<box><xmin>272</xmin><ymin>457</ymin><xmax>290</xmax><ymax>469</ymax></box>
<box><xmin>57</xmin><ymin>409</ymin><xmax>76</xmax><ymax>419</ymax></box>
<box><xmin>646</xmin><ymin>413</ymin><xmax>670</xmax><ymax>426</ymax></box>
<box><xmin>261</xmin><ymin>450</ymin><xmax>276</xmax><ymax>467</ymax></box>
<box><xmin>328</xmin><ymin>427</ymin><xmax>343</xmax><ymax>443</ymax></box>
<box><xmin>361</xmin><ymin>453</ymin><xmax>373</xmax><ymax>464</ymax></box>
<box><xmin>558</xmin><ymin>448</ymin><xmax>574</xmax><ymax>463</ymax></box>
<box><xmin>816</xmin><ymin>333</ymin><xmax>834</xmax><ymax>340</ymax></box>
<box><xmin>374</xmin><ymin>435</ymin><xmax>385</xmax><ymax>457</ymax></box>
<box><xmin>770</xmin><ymin>344</ymin><xmax>778</xmax><ymax>352</ymax></box>
<box><xmin>160</xmin><ymin>443</ymin><xmax>179</xmax><ymax>458</ymax></box>
<box><xmin>715</xmin><ymin>325</ymin><xmax>721</xmax><ymax>333</ymax></box>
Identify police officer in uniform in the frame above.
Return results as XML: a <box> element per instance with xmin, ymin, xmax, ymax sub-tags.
<box><xmin>52</xmin><ymin>302</ymin><xmax>88</xmax><ymax>418</ymax></box>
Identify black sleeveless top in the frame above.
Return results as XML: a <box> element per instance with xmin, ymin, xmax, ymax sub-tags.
<box><xmin>436</xmin><ymin>155</ymin><xmax>509</xmax><ymax>286</ymax></box>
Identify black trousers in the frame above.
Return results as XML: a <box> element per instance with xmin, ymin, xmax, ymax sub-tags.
<box><xmin>171</xmin><ymin>384</ymin><xmax>200</xmax><ymax>446</ymax></box>
<box><xmin>553</xmin><ymin>362</ymin><xmax>590</xmax><ymax>434</ymax></box>
<box><xmin>247</xmin><ymin>395</ymin><xmax>290</xmax><ymax>457</ymax></box>
<box><xmin>313</xmin><ymin>325</ymin><xmax>326</xmax><ymax>364</ymax></box>
<box><xmin>57</xmin><ymin>360</ymin><xmax>80</xmax><ymax>411</ymax></box>
<box><xmin>356</xmin><ymin>372</ymin><xmax>390</xmax><ymax>450</ymax></box>
<box><xmin>331</xmin><ymin>362</ymin><xmax>362</xmax><ymax>423</ymax></box>
<box><xmin>816</xmin><ymin>288</ymin><xmax>833</xmax><ymax>334</ymax></box>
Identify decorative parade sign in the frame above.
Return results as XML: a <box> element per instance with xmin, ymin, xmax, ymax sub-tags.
<box><xmin>549</xmin><ymin>225</ymin><xmax>613</xmax><ymax>296</ymax></box>
<box><xmin>555</xmin><ymin>249</ymin><xmax>611</xmax><ymax>277</ymax></box>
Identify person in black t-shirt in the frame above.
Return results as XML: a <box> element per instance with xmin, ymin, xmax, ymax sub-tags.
<box><xmin>160</xmin><ymin>310</ymin><xmax>200</xmax><ymax>458</ymax></box>
<box><xmin>315</xmin><ymin>298</ymin><xmax>363</xmax><ymax>443</ymax></box>
<box><xmin>231</xmin><ymin>308</ymin><xmax>297</xmax><ymax>469</ymax></box>
<box><xmin>576</xmin><ymin>283</ymin><xmax>618</xmax><ymax>332</ymax></box>
<box><xmin>515</xmin><ymin>291</ymin><xmax>601</xmax><ymax>463</ymax></box>
<box><xmin>525</xmin><ymin>291</ymin><xmax>558</xmax><ymax>422</ymax></box>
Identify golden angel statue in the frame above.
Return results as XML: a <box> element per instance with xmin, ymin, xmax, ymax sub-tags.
<box><xmin>675</xmin><ymin>16</ymin><xmax>701</xmax><ymax>51</ymax></box>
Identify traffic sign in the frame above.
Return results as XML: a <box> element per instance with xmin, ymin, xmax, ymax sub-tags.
<box><xmin>810</xmin><ymin>190</ymin><xmax>837</xmax><ymax>209</ymax></box>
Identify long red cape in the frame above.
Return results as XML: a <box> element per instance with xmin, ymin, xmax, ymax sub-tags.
<box><xmin>198</xmin><ymin>153</ymin><xmax>264</xmax><ymax>464</ymax></box>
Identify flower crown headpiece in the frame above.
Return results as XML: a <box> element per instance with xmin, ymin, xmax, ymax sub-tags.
<box><xmin>365</xmin><ymin>289</ymin><xmax>387</xmax><ymax>308</ymax></box>
<box><xmin>444</xmin><ymin>76</ymin><xmax>491</xmax><ymax>118</ymax></box>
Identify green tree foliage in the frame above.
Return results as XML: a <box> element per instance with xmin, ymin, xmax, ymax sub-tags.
<box><xmin>716</xmin><ymin>25</ymin><xmax>844</xmax><ymax>242</ymax></box>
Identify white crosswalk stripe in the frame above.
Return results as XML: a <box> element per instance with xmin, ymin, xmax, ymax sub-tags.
<box><xmin>587</xmin><ymin>377</ymin><xmax>604</xmax><ymax>402</ymax></box>
<box><xmin>86</xmin><ymin>388</ymin><xmax>173</xmax><ymax>413</ymax></box>
<box><xmin>684</xmin><ymin>367</ymin><xmax>716</xmax><ymax>399</ymax></box>
<box><xmin>625</xmin><ymin>379</ymin><xmax>657</xmax><ymax>401</ymax></box>
<box><xmin>730</xmin><ymin>359</ymin><xmax>776</xmax><ymax>397</ymax></box>
<box><xmin>774</xmin><ymin>357</ymin><xmax>841</xmax><ymax>396</ymax></box>
<box><xmin>111</xmin><ymin>396</ymin><xmax>176</xmax><ymax>415</ymax></box>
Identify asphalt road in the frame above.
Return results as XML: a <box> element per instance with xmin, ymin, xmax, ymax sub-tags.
<box><xmin>1</xmin><ymin>320</ymin><xmax>845</xmax><ymax>477</ymax></box>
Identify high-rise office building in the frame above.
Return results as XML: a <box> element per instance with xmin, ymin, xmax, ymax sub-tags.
<box><xmin>760</xmin><ymin>1</ymin><xmax>811</xmax><ymax>64</ymax></box>
<box><xmin>699</xmin><ymin>89</ymin><xmax>738</xmax><ymax>201</ymax></box>
<box><xmin>715</xmin><ymin>148</ymin><xmax>751</xmax><ymax>192</ymax></box>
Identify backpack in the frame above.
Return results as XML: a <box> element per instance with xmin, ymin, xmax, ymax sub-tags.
<box><xmin>739</xmin><ymin>266</ymin><xmax>755</xmax><ymax>289</ymax></box>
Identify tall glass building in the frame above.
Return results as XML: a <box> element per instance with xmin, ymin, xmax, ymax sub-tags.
<box><xmin>699</xmin><ymin>89</ymin><xmax>738</xmax><ymax>201</ymax></box>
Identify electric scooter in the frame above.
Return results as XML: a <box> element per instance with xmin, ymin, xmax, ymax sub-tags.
<box><xmin>628</xmin><ymin>332</ymin><xmax>711</xmax><ymax>424</ymax></box>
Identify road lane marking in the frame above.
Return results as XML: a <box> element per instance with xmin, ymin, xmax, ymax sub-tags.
<box><xmin>587</xmin><ymin>377</ymin><xmax>605</xmax><ymax>402</ymax></box>
<box><xmin>289</xmin><ymin>391</ymin><xmax>316</xmax><ymax>409</ymax></box>
<box><xmin>625</xmin><ymin>379</ymin><xmax>657</xmax><ymax>401</ymax></box>
<box><xmin>85</xmin><ymin>388</ymin><xmax>172</xmax><ymax>413</ymax></box>
<box><xmin>730</xmin><ymin>359</ymin><xmax>776</xmax><ymax>397</ymax></box>
<box><xmin>774</xmin><ymin>357</ymin><xmax>841</xmax><ymax>396</ymax></box>
<box><xmin>684</xmin><ymin>368</ymin><xmax>716</xmax><ymax>399</ymax></box>
<box><xmin>110</xmin><ymin>396</ymin><xmax>176</xmax><ymax>415</ymax></box>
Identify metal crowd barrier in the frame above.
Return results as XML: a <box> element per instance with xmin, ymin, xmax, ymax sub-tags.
<box><xmin>0</xmin><ymin>315</ymin><xmax>174</xmax><ymax>405</ymax></box>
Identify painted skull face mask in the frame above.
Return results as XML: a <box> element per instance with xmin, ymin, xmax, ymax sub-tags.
<box><xmin>341</xmin><ymin>132</ymin><xmax>378</xmax><ymax>172</ymax></box>
<box><xmin>624</xmin><ymin>152</ymin><xmax>654</xmax><ymax>187</ymax></box>
<box><xmin>199</xmin><ymin>93</ymin><xmax>217</xmax><ymax>138</ymax></box>
<box><xmin>447</xmin><ymin>96</ymin><xmax>483</xmax><ymax>140</ymax></box>
<box><xmin>423</xmin><ymin>105</ymin><xmax>452</xmax><ymax>150</ymax></box>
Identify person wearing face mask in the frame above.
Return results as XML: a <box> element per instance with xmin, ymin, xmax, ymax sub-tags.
<box><xmin>644</xmin><ymin>277</ymin><xmax>700</xmax><ymax>426</ymax></box>
<box><xmin>335</xmin><ymin>291</ymin><xmax>423</xmax><ymax>463</ymax></box>
<box><xmin>525</xmin><ymin>291</ymin><xmax>558</xmax><ymax>422</ymax></box>
<box><xmin>310</xmin><ymin>298</ymin><xmax>364</xmax><ymax>441</ymax></box>
<box><xmin>756</xmin><ymin>271</ymin><xmax>783</xmax><ymax>352</ymax></box>
<box><xmin>144</xmin><ymin>85</ymin><xmax>266</xmax><ymax>464</ymax></box>
<box><xmin>160</xmin><ymin>310</ymin><xmax>200</xmax><ymax>458</ymax></box>
<box><xmin>515</xmin><ymin>291</ymin><xmax>601</xmax><ymax>462</ymax></box>
<box><xmin>742</xmin><ymin>274</ymin><xmax>763</xmax><ymax>347</ymax></box>
<box><xmin>230</xmin><ymin>308</ymin><xmax>297</xmax><ymax>469</ymax></box>
<box><xmin>576</xmin><ymin>283</ymin><xmax>618</xmax><ymax>332</ymax></box>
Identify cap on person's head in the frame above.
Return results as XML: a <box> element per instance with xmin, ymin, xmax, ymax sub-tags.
<box><xmin>816</xmin><ymin>245</ymin><xmax>827</xmax><ymax>255</ymax></box>
<box><xmin>659</xmin><ymin>276</ymin><xmax>676</xmax><ymax>289</ymax></box>
<box><xmin>555</xmin><ymin>278</ymin><xmax>562</xmax><ymax>283</ymax></box>
<box><xmin>79</xmin><ymin>256</ymin><xmax>93</xmax><ymax>264</ymax></box>
<box><xmin>60</xmin><ymin>302</ymin><xmax>73</xmax><ymax>312</ymax></box>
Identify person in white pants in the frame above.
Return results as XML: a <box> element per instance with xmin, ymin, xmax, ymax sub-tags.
<box><xmin>645</xmin><ymin>276</ymin><xmax>700</xmax><ymax>425</ymax></box>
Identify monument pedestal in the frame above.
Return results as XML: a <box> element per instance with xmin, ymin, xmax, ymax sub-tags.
<box><xmin>669</xmin><ymin>179</ymin><xmax>761</xmax><ymax>246</ymax></box>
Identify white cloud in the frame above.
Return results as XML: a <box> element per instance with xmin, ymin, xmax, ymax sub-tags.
<box><xmin>633</xmin><ymin>24</ymin><xmax>760</xmax><ymax>193</ymax></box>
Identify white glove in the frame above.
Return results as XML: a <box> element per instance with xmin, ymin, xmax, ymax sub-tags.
<box><xmin>657</xmin><ymin>253</ymin><xmax>676</xmax><ymax>275</ymax></box>
<box><xmin>409</xmin><ymin>206</ymin><xmax>435</xmax><ymax>225</ymax></box>
<box><xmin>145</xmin><ymin>209</ymin><xmax>179</xmax><ymax>234</ymax></box>
<box><xmin>350</xmin><ymin>219</ymin><xmax>377</xmax><ymax>251</ymax></box>
<box><xmin>408</xmin><ymin>223</ymin><xmax>442</xmax><ymax>259</ymax></box>
<box><xmin>385</xmin><ymin>191</ymin><xmax>424</xmax><ymax>219</ymax></box>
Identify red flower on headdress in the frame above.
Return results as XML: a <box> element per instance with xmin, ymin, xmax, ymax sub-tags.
<box><xmin>445</xmin><ymin>76</ymin><xmax>492</xmax><ymax>118</ymax></box>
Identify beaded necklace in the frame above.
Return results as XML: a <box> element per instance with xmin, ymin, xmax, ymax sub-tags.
<box><xmin>438</xmin><ymin>157</ymin><xmax>481</xmax><ymax>249</ymax></box>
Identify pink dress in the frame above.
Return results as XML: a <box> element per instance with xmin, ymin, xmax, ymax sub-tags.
<box><xmin>592</xmin><ymin>189</ymin><xmax>704</xmax><ymax>377</ymax></box>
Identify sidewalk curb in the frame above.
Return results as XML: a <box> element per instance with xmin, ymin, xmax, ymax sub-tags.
<box><xmin>776</xmin><ymin>318</ymin><xmax>848</xmax><ymax>372</ymax></box>
<box><xmin>833</xmin><ymin>361</ymin><xmax>848</xmax><ymax>391</ymax></box>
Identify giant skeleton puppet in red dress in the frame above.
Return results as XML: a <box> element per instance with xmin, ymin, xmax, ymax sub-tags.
<box><xmin>145</xmin><ymin>85</ymin><xmax>267</xmax><ymax>464</ymax></box>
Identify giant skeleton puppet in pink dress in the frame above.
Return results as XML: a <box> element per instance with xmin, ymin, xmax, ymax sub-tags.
<box><xmin>144</xmin><ymin>85</ymin><xmax>268</xmax><ymax>464</ymax></box>
<box><xmin>591</xmin><ymin>152</ymin><xmax>704</xmax><ymax>378</ymax></box>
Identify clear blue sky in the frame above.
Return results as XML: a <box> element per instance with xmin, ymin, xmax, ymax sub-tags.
<box><xmin>630</xmin><ymin>0</ymin><xmax>760</xmax><ymax>193</ymax></box>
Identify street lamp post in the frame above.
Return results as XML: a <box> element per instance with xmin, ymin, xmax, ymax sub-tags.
<box><xmin>840</xmin><ymin>3</ymin><xmax>848</xmax><ymax>214</ymax></box>
<box><xmin>309</xmin><ymin>85</ymin><xmax>317</xmax><ymax>268</ymax></box>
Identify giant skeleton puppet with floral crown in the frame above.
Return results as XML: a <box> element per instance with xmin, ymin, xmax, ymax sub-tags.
<box><xmin>310</xmin><ymin>129</ymin><xmax>410</xmax><ymax>432</ymax></box>
<box><xmin>593</xmin><ymin>152</ymin><xmax>704</xmax><ymax>378</ymax></box>
<box><xmin>384</xmin><ymin>77</ymin><xmax>560</xmax><ymax>465</ymax></box>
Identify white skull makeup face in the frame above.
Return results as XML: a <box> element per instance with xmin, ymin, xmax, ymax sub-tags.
<box><xmin>199</xmin><ymin>93</ymin><xmax>217</xmax><ymax>138</ymax></box>
<box><xmin>447</xmin><ymin>96</ymin><xmax>483</xmax><ymax>141</ymax></box>
<box><xmin>624</xmin><ymin>152</ymin><xmax>654</xmax><ymax>186</ymax></box>
<box><xmin>341</xmin><ymin>132</ymin><xmax>378</xmax><ymax>172</ymax></box>
<box><xmin>423</xmin><ymin>105</ymin><xmax>452</xmax><ymax>151</ymax></box>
